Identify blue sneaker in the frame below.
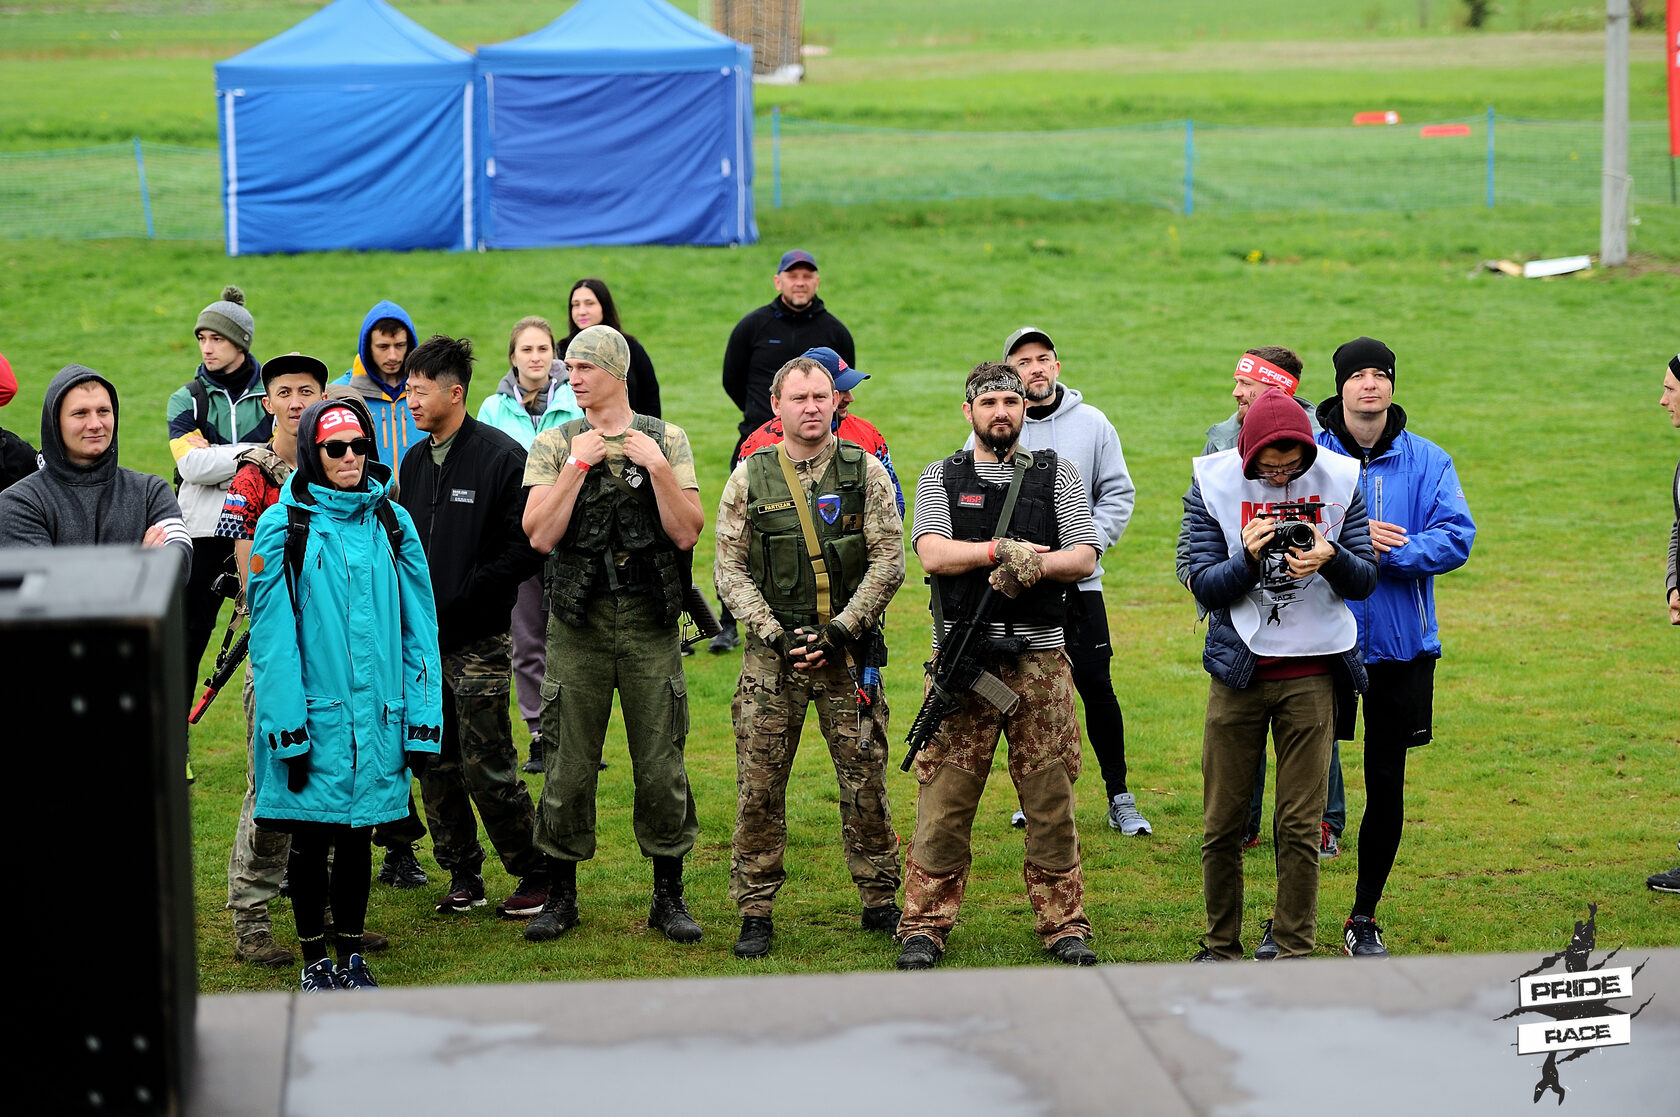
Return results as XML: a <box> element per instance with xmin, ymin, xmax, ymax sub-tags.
<box><xmin>300</xmin><ymin>957</ymin><xmax>337</xmax><ymax>993</ymax></box>
<box><xmin>334</xmin><ymin>953</ymin><xmax>379</xmax><ymax>989</ymax></box>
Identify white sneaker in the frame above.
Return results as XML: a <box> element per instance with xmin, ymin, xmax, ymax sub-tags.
<box><xmin>1108</xmin><ymin>792</ymin><xmax>1152</xmax><ymax>835</ymax></box>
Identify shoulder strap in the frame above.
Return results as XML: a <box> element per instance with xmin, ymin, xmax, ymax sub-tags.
<box><xmin>929</xmin><ymin>451</ymin><xmax>1029</xmax><ymax>637</ymax></box>
<box><xmin>188</xmin><ymin>379</ymin><xmax>210</xmax><ymax>423</ymax></box>
<box><xmin>374</xmin><ymin>498</ymin><xmax>404</xmax><ymax>566</ymax></box>
<box><xmin>282</xmin><ymin>497</ymin><xmax>403</xmax><ymax>615</ymax></box>
<box><xmin>776</xmin><ymin>441</ymin><xmax>835</xmax><ymax>625</ymax></box>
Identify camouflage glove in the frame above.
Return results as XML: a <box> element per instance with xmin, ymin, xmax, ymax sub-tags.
<box><xmin>765</xmin><ymin>629</ymin><xmax>794</xmax><ymax>662</ymax></box>
<box><xmin>988</xmin><ymin>538</ymin><xmax>1044</xmax><ymax>599</ymax></box>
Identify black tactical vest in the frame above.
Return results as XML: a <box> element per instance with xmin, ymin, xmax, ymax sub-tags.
<box><xmin>545</xmin><ymin>414</ymin><xmax>685</xmax><ymax>628</ymax></box>
<box><xmin>745</xmin><ymin>440</ymin><xmax>869</xmax><ymax>631</ymax></box>
<box><xmin>934</xmin><ymin>449</ymin><xmax>1067</xmax><ymax>629</ymax></box>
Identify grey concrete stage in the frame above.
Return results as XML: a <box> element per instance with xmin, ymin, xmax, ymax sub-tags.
<box><xmin>194</xmin><ymin>949</ymin><xmax>1678</xmax><ymax>1116</ymax></box>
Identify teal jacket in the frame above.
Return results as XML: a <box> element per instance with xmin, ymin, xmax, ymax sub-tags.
<box><xmin>247</xmin><ymin>464</ymin><xmax>442</xmax><ymax>828</ymax></box>
<box><xmin>474</xmin><ymin>367</ymin><xmax>581</xmax><ymax>451</ymax></box>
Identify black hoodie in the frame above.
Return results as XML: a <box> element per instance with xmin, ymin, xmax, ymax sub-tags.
<box><xmin>0</xmin><ymin>364</ymin><xmax>192</xmax><ymax>577</ymax></box>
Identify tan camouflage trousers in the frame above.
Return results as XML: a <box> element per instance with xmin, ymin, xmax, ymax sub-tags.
<box><xmin>419</xmin><ymin>633</ymin><xmax>544</xmax><ymax>879</ymax></box>
<box><xmin>899</xmin><ymin>649</ymin><xmax>1091</xmax><ymax>949</ymax></box>
<box><xmin>729</xmin><ymin>636</ymin><xmax>900</xmax><ymax>917</ymax></box>
<box><xmin>227</xmin><ymin>666</ymin><xmax>290</xmax><ymax>937</ymax></box>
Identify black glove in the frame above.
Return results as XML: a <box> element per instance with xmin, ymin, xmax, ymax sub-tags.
<box><xmin>284</xmin><ymin>753</ymin><xmax>310</xmax><ymax>794</ymax></box>
<box><xmin>407</xmin><ymin>751</ymin><xmax>435</xmax><ymax>779</ymax></box>
<box><xmin>792</xmin><ymin>623</ymin><xmax>850</xmax><ymax>666</ymax></box>
<box><xmin>765</xmin><ymin>629</ymin><xmax>793</xmax><ymax>661</ymax></box>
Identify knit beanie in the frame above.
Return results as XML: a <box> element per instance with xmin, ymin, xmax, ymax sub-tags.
<box><xmin>1332</xmin><ymin>336</ymin><xmax>1395</xmax><ymax>394</ymax></box>
<box><xmin>1238</xmin><ymin>388</ymin><xmax>1318</xmax><ymax>479</ymax></box>
<box><xmin>195</xmin><ymin>285</ymin><xmax>255</xmax><ymax>353</ymax></box>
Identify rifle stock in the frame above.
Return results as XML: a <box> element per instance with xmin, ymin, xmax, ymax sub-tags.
<box><xmin>900</xmin><ymin>585</ymin><xmax>1008</xmax><ymax>772</ymax></box>
<box><xmin>188</xmin><ymin>629</ymin><xmax>249</xmax><ymax>725</ymax></box>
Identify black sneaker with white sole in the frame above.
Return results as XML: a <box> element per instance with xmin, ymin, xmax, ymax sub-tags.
<box><xmin>435</xmin><ymin>872</ymin><xmax>486</xmax><ymax>914</ymax></box>
<box><xmin>1343</xmin><ymin>915</ymin><xmax>1389</xmax><ymax>957</ymax></box>
<box><xmin>1253</xmin><ymin>918</ymin><xmax>1279</xmax><ymax>960</ymax></box>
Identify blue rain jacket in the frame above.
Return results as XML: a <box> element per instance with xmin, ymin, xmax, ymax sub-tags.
<box><xmin>247</xmin><ymin>463</ymin><xmax>442</xmax><ymax>828</ymax></box>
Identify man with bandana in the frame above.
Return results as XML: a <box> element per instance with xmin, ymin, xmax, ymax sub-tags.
<box><xmin>714</xmin><ymin>353</ymin><xmax>905</xmax><ymax>959</ymax></box>
<box><xmin>894</xmin><ymin>362</ymin><xmax>1102</xmax><ymax>971</ymax></box>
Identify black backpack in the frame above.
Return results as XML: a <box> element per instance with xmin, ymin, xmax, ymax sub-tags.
<box><xmin>281</xmin><ymin>498</ymin><xmax>404</xmax><ymax>614</ymax></box>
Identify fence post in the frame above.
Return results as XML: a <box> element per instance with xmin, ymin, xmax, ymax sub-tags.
<box><xmin>1184</xmin><ymin>119</ymin><xmax>1195</xmax><ymax>216</ymax></box>
<box><xmin>1485</xmin><ymin>106</ymin><xmax>1495</xmax><ymax>209</ymax></box>
<box><xmin>772</xmin><ymin>105</ymin><xmax>781</xmax><ymax>209</ymax></box>
<box><xmin>134</xmin><ymin>136</ymin><xmax>156</xmax><ymax>238</ymax></box>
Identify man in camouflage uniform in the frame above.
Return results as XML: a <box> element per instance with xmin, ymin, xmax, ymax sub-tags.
<box><xmin>521</xmin><ymin>325</ymin><xmax>705</xmax><ymax>944</ymax></box>
<box><xmin>714</xmin><ymin>354</ymin><xmax>905</xmax><ymax>959</ymax></box>
<box><xmin>896</xmin><ymin>362</ymin><xmax>1102</xmax><ymax>970</ymax></box>
<box><xmin>398</xmin><ymin>335</ymin><xmax>549</xmax><ymax>919</ymax></box>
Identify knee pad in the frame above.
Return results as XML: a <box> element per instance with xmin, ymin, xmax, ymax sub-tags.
<box><xmin>1018</xmin><ymin>761</ymin><xmax>1079</xmax><ymax>872</ymax></box>
<box><xmin>913</xmin><ymin>763</ymin><xmax>985</xmax><ymax>875</ymax></box>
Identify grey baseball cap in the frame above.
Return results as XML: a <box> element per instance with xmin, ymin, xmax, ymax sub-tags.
<box><xmin>1002</xmin><ymin>326</ymin><xmax>1055</xmax><ymax>360</ymax></box>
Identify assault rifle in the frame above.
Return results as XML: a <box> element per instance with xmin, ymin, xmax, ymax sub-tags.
<box><xmin>189</xmin><ymin>629</ymin><xmax>248</xmax><ymax>724</ymax></box>
<box><xmin>680</xmin><ymin>583</ymin><xmax>723</xmax><ymax>652</ymax></box>
<box><xmin>900</xmin><ymin>585</ymin><xmax>1023</xmax><ymax>772</ymax></box>
<box><xmin>850</xmin><ymin>625</ymin><xmax>888</xmax><ymax>759</ymax></box>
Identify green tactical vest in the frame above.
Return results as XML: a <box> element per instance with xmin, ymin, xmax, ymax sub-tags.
<box><xmin>545</xmin><ymin>414</ymin><xmax>685</xmax><ymax>628</ymax></box>
<box><xmin>745</xmin><ymin>439</ymin><xmax>869</xmax><ymax>631</ymax></box>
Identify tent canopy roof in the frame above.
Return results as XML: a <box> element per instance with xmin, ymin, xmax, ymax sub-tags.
<box><xmin>216</xmin><ymin>0</ymin><xmax>472</xmax><ymax>88</ymax></box>
<box><xmin>477</xmin><ymin>0</ymin><xmax>750</xmax><ymax>75</ymax></box>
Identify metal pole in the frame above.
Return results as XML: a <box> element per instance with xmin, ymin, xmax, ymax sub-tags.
<box><xmin>134</xmin><ymin>136</ymin><xmax>155</xmax><ymax>238</ymax></box>
<box><xmin>772</xmin><ymin>104</ymin><xmax>781</xmax><ymax>209</ymax></box>
<box><xmin>1601</xmin><ymin>0</ymin><xmax>1630</xmax><ymax>266</ymax></box>
<box><xmin>1485</xmin><ymin>106</ymin><xmax>1495</xmax><ymax>208</ymax></box>
<box><xmin>1184</xmin><ymin>119</ymin><xmax>1195</xmax><ymax>216</ymax></box>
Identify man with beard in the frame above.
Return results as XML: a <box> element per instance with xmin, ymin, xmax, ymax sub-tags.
<box><xmin>714</xmin><ymin>251</ymin><xmax>856</xmax><ymax>652</ymax></box>
<box><xmin>999</xmin><ymin>327</ymin><xmax>1142</xmax><ymax>835</ymax></box>
<box><xmin>895</xmin><ymin>362</ymin><xmax>1102</xmax><ymax>971</ymax></box>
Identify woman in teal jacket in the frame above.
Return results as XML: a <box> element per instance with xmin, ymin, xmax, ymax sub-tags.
<box><xmin>248</xmin><ymin>399</ymin><xmax>442</xmax><ymax>992</ymax></box>
<box><xmin>476</xmin><ymin>314</ymin><xmax>581</xmax><ymax>771</ymax></box>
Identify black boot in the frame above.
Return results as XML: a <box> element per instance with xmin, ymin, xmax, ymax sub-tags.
<box><xmin>649</xmin><ymin>856</ymin><xmax>702</xmax><ymax>943</ymax></box>
<box><xmin>524</xmin><ymin>857</ymin><xmax>578</xmax><ymax>942</ymax></box>
<box><xmin>521</xmin><ymin>733</ymin><xmax>544</xmax><ymax>775</ymax></box>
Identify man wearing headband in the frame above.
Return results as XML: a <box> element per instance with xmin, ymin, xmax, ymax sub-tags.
<box><xmin>1179</xmin><ymin>387</ymin><xmax>1377</xmax><ymax>962</ymax></box>
<box><xmin>1314</xmin><ymin>337</ymin><xmax>1475</xmax><ymax>956</ymax></box>
<box><xmin>895</xmin><ymin>362</ymin><xmax>1102</xmax><ymax>971</ymax></box>
<box><xmin>522</xmin><ymin>324</ymin><xmax>706</xmax><ymax>946</ymax></box>
<box><xmin>1649</xmin><ymin>354</ymin><xmax>1680</xmax><ymax>896</ymax></box>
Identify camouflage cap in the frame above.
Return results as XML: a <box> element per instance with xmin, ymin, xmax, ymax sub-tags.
<box><xmin>566</xmin><ymin>324</ymin><xmax>629</xmax><ymax>381</ymax></box>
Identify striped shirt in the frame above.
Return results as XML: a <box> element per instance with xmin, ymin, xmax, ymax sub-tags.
<box><xmin>911</xmin><ymin>455</ymin><xmax>1099</xmax><ymax>650</ymax></box>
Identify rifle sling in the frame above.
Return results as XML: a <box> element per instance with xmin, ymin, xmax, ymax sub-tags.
<box><xmin>776</xmin><ymin>440</ymin><xmax>836</xmax><ymax>626</ymax></box>
<box><xmin>930</xmin><ymin>450</ymin><xmax>1031</xmax><ymax>639</ymax></box>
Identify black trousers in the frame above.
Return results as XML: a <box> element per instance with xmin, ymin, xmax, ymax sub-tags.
<box><xmin>1066</xmin><ymin>589</ymin><xmax>1128</xmax><ymax>799</ymax></box>
<box><xmin>1343</xmin><ymin>656</ymin><xmax>1436</xmax><ymax>918</ymax></box>
<box><xmin>287</xmin><ymin>823</ymin><xmax>372</xmax><ymax>962</ymax></box>
<box><xmin>184</xmin><ymin>535</ymin><xmax>235</xmax><ymax>708</ymax></box>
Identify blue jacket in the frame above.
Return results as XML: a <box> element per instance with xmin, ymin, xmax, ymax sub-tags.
<box><xmin>247</xmin><ymin>463</ymin><xmax>442</xmax><ymax>828</ymax></box>
<box><xmin>333</xmin><ymin>300</ymin><xmax>422</xmax><ymax>465</ymax></box>
<box><xmin>1315</xmin><ymin>401</ymin><xmax>1475</xmax><ymax>664</ymax></box>
<box><xmin>1179</xmin><ymin>478</ymin><xmax>1378</xmax><ymax>691</ymax></box>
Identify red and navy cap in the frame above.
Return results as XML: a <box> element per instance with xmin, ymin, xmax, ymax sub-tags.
<box><xmin>778</xmin><ymin>249</ymin><xmax>818</xmax><ymax>273</ymax></box>
<box><xmin>801</xmin><ymin>346</ymin><xmax>867</xmax><ymax>391</ymax></box>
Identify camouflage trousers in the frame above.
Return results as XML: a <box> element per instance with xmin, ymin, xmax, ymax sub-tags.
<box><xmin>419</xmin><ymin>632</ymin><xmax>544</xmax><ymax>879</ymax></box>
<box><xmin>729</xmin><ymin>635</ymin><xmax>900</xmax><ymax>917</ymax></box>
<box><xmin>535</xmin><ymin>592</ymin><xmax>699</xmax><ymax>862</ymax></box>
<box><xmin>226</xmin><ymin>666</ymin><xmax>290</xmax><ymax>937</ymax></box>
<box><xmin>899</xmin><ymin>649</ymin><xmax>1092</xmax><ymax>949</ymax></box>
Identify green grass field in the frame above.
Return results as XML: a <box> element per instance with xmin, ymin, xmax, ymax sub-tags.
<box><xmin>0</xmin><ymin>2</ymin><xmax>1675</xmax><ymax>991</ymax></box>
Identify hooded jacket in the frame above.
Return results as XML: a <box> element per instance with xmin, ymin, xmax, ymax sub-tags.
<box><xmin>474</xmin><ymin>366</ymin><xmax>582</xmax><ymax>451</ymax></box>
<box><xmin>964</xmin><ymin>384</ymin><xmax>1133</xmax><ymax>593</ymax></box>
<box><xmin>333</xmin><ymin>301</ymin><xmax>421</xmax><ymax>466</ymax></box>
<box><xmin>1315</xmin><ymin>398</ymin><xmax>1475</xmax><ymax>664</ymax></box>
<box><xmin>1179</xmin><ymin>388</ymin><xmax>1377</xmax><ymax>690</ymax></box>
<box><xmin>246</xmin><ymin>399</ymin><xmax>442</xmax><ymax>829</ymax></box>
<box><xmin>398</xmin><ymin>414</ymin><xmax>543</xmax><ymax>652</ymax></box>
<box><xmin>1203</xmin><ymin>394</ymin><xmax>1321</xmax><ymax>455</ymax></box>
<box><xmin>0</xmin><ymin>365</ymin><xmax>192</xmax><ymax>576</ymax></box>
<box><xmin>167</xmin><ymin>355</ymin><xmax>271</xmax><ymax>536</ymax></box>
<box><xmin>722</xmin><ymin>295</ymin><xmax>855</xmax><ymax>437</ymax></box>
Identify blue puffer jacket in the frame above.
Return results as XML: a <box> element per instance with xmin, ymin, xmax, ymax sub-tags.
<box><xmin>1315</xmin><ymin>401</ymin><xmax>1475</xmax><ymax>664</ymax></box>
<box><xmin>247</xmin><ymin>461</ymin><xmax>443</xmax><ymax>828</ymax></box>
<box><xmin>1179</xmin><ymin>479</ymin><xmax>1378</xmax><ymax>691</ymax></box>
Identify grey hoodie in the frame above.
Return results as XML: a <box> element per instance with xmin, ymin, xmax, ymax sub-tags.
<box><xmin>0</xmin><ymin>365</ymin><xmax>192</xmax><ymax>576</ymax></box>
<box><xmin>965</xmin><ymin>383</ymin><xmax>1134</xmax><ymax>592</ymax></box>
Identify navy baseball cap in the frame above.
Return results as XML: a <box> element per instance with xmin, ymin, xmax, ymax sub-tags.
<box><xmin>801</xmin><ymin>346</ymin><xmax>867</xmax><ymax>391</ymax></box>
<box><xmin>778</xmin><ymin>249</ymin><xmax>818</xmax><ymax>272</ymax></box>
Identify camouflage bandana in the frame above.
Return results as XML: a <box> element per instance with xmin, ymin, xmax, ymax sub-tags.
<box><xmin>965</xmin><ymin>367</ymin><xmax>1026</xmax><ymax>402</ymax></box>
<box><xmin>566</xmin><ymin>324</ymin><xmax>630</xmax><ymax>381</ymax></box>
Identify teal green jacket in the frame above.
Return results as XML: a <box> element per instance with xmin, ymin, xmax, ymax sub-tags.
<box><xmin>247</xmin><ymin>466</ymin><xmax>442</xmax><ymax>828</ymax></box>
<box><xmin>474</xmin><ymin>368</ymin><xmax>581</xmax><ymax>451</ymax></box>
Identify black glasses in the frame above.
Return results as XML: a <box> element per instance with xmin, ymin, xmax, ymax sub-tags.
<box><xmin>1254</xmin><ymin>463</ymin><xmax>1305</xmax><ymax>481</ymax></box>
<box><xmin>321</xmin><ymin>438</ymin><xmax>372</xmax><ymax>459</ymax></box>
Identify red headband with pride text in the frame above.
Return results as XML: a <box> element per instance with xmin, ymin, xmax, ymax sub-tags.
<box><xmin>1233</xmin><ymin>353</ymin><xmax>1298</xmax><ymax>394</ymax></box>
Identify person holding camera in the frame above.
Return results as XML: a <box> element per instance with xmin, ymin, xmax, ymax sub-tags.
<box><xmin>1179</xmin><ymin>387</ymin><xmax>1377</xmax><ymax>961</ymax></box>
<box><xmin>1314</xmin><ymin>337</ymin><xmax>1475</xmax><ymax>955</ymax></box>
<box><xmin>713</xmin><ymin>354</ymin><xmax>905</xmax><ymax>959</ymax></box>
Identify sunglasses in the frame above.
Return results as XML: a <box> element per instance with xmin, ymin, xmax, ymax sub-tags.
<box><xmin>321</xmin><ymin>437</ymin><xmax>373</xmax><ymax>459</ymax></box>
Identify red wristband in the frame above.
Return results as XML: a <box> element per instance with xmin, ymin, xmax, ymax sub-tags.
<box><xmin>987</xmin><ymin>540</ymin><xmax>997</xmax><ymax>564</ymax></box>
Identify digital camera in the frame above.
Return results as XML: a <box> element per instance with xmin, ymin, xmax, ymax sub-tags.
<box><xmin>1258</xmin><ymin>499</ymin><xmax>1325</xmax><ymax>557</ymax></box>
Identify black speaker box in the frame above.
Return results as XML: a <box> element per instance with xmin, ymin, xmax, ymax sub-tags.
<box><xmin>1</xmin><ymin>546</ymin><xmax>195</xmax><ymax>1115</ymax></box>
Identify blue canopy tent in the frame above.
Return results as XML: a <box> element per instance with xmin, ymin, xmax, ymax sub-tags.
<box><xmin>214</xmin><ymin>0</ymin><xmax>475</xmax><ymax>256</ymax></box>
<box><xmin>475</xmin><ymin>0</ymin><xmax>757</xmax><ymax>249</ymax></box>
